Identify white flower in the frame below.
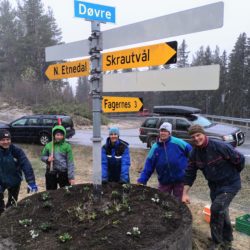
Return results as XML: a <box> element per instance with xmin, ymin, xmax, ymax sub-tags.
<box><xmin>126</xmin><ymin>231</ymin><xmax>132</xmax><ymax>235</ymax></box>
<box><xmin>29</xmin><ymin>230</ymin><xmax>39</xmax><ymax>239</ymax></box>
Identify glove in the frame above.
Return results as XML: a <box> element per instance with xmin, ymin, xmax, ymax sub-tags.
<box><xmin>27</xmin><ymin>183</ymin><xmax>38</xmax><ymax>193</ymax></box>
<box><xmin>136</xmin><ymin>182</ymin><xmax>144</xmax><ymax>186</ymax></box>
<box><xmin>69</xmin><ymin>179</ymin><xmax>75</xmax><ymax>185</ymax></box>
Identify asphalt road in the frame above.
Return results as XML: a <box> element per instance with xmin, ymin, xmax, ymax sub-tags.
<box><xmin>69</xmin><ymin>128</ymin><xmax>250</xmax><ymax>164</ymax></box>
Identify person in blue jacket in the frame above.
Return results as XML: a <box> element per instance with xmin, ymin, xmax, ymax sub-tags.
<box><xmin>137</xmin><ymin>122</ymin><xmax>192</xmax><ymax>200</ymax></box>
<box><xmin>0</xmin><ymin>130</ymin><xmax>38</xmax><ymax>215</ymax></box>
<box><xmin>182</xmin><ymin>125</ymin><xmax>245</xmax><ymax>250</ymax></box>
<box><xmin>102</xmin><ymin>127</ymin><xmax>131</xmax><ymax>184</ymax></box>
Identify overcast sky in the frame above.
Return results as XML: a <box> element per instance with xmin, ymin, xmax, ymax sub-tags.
<box><xmin>39</xmin><ymin>0</ymin><xmax>250</xmax><ymax>58</ymax></box>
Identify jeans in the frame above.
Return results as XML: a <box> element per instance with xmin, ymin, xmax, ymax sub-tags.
<box><xmin>158</xmin><ymin>183</ymin><xmax>184</xmax><ymax>200</ymax></box>
<box><xmin>210</xmin><ymin>192</ymin><xmax>236</xmax><ymax>244</ymax></box>
<box><xmin>0</xmin><ymin>184</ymin><xmax>21</xmax><ymax>215</ymax></box>
<box><xmin>45</xmin><ymin>170</ymin><xmax>70</xmax><ymax>190</ymax></box>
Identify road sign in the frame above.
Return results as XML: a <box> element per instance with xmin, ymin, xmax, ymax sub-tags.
<box><xmin>45</xmin><ymin>59</ymin><xmax>89</xmax><ymax>80</ymax></box>
<box><xmin>103</xmin><ymin>41</ymin><xmax>177</xmax><ymax>71</ymax></box>
<box><xmin>102</xmin><ymin>96</ymin><xmax>143</xmax><ymax>113</ymax></box>
<box><xmin>74</xmin><ymin>0</ymin><xmax>115</xmax><ymax>23</ymax></box>
<box><xmin>103</xmin><ymin>65</ymin><xmax>220</xmax><ymax>92</ymax></box>
<box><xmin>46</xmin><ymin>2</ymin><xmax>224</xmax><ymax>61</ymax></box>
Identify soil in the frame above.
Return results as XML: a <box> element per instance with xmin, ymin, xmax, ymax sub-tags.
<box><xmin>0</xmin><ymin>183</ymin><xmax>192</xmax><ymax>250</ymax></box>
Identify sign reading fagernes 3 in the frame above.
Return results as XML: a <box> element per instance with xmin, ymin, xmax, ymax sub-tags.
<box><xmin>74</xmin><ymin>0</ymin><xmax>116</xmax><ymax>23</ymax></box>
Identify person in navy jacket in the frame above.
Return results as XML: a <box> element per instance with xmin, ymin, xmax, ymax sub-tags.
<box><xmin>182</xmin><ymin>125</ymin><xmax>245</xmax><ymax>250</ymax></box>
<box><xmin>137</xmin><ymin>122</ymin><xmax>192</xmax><ymax>200</ymax></box>
<box><xmin>102</xmin><ymin>127</ymin><xmax>131</xmax><ymax>184</ymax></box>
<box><xmin>0</xmin><ymin>130</ymin><xmax>37</xmax><ymax>215</ymax></box>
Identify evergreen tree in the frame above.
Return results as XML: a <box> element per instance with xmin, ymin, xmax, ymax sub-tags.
<box><xmin>76</xmin><ymin>77</ymin><xmax>90</xmax><ymax>105</ymax></box>
<box><xmin>226</xmin><ymin>33</ymin><xmax>248</xmax><ymax>117</ymax></box>
<box><xmin>17</xmin><ymin>0</ymin><xmax>62</xmax><ymax>81</ymax></box>
<box><xmin>177</xmin><ymin>39</ymin><xmax>190</xmax><ymax>68</ymax></box>
<box><xmin>62</xmin><ymin>84</ymin><xmax>74</xmax><ymax>103</ymax></box>
<box><xmin>0</xmin><ymin>0</ymin><xmax>19</xmax><ymax>89</ymax></box>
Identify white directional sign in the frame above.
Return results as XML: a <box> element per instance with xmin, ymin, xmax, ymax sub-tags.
<box><xmin>103</xmin><ymin>65</ymin><xmax>220</xmax><ymax>92</ymax></box>
<box><xmin>46</xmin><ymin>2</ymin><xmax>224</xmax><ymax>61</ymax></box>
<box><xmin>74</xmin><ymin>0</ymin><xmax>115</xmax><ymax>23</ymax></box>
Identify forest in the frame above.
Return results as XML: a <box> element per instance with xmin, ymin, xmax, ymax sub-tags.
<box><xmin>1</xmin><ymin>0</ymin><xmax>250</xmax><ymax>118</ymax></box>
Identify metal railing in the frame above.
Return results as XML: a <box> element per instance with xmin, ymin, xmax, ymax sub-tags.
<box><xmin>204</xmin><ymin>114</ymin><xmax>250</xmax><ymax>129</ymax></box>
<box><xmin>106</xmin><ymin>113</ymin><xmax>250</xmax><ymax>129</ymax></box>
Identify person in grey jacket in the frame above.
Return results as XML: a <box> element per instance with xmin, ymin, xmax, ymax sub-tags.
<box><xmin>0</xmin><ymin>130</ymin><xmax>37</xmax><ymax>215</ymax></box>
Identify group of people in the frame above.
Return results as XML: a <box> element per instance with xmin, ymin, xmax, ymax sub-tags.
<box><xmin>101</xmin><ymin>122</ymin><xmax>245</xmax><ymax>250</ymax></box>
<box><xmin>0</xmin><ymin>121</ymin><xmax>245</xmax><ymax>250</ymax></box>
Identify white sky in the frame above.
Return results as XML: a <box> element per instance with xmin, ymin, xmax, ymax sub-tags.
<box><xmin>40</xmin><ymin>0</ymin><xmax>250</xmax><ymax>57</ymax></box>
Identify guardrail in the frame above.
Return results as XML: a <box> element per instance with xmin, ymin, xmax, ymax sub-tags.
<box><xmin>204</xmin><ymin>114</ymin><xmax>250</xmax><ymax>129</ymax></box>
<box><xmin>106</xmin><ymin>113</ymin><xmax>250</xmax><ymax>129</ymax></box>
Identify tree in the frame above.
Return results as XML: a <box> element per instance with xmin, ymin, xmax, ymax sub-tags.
<box><xmin>226</xmin><ymin>33</ymin><xmax>248</xmax><ymax>117</ymax></box>
<box><xmin>17</xmin><ymin>0</ymin><xmax>62</xmax><ymax>81</ymax></box>
<box><xmin>177</xmin><ymin>39</ymin><xmax>190</xmax><ymax>68</ymax></box>
<box><xmin>0</xmin><ymin>0</ymin><xmax>19</xmax><ymax>90</ymax></box>
<box><xmin>75</xmin><ymin>77</ymin><xmax>90</xmax><ymax>105</ymax></box>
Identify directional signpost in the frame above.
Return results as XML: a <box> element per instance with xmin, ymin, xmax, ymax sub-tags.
<box><xmin>103</xmin><ymin>41</ymin><xmax>177</xmax><ymax>71</ymax></box>
<box><xmin>45</xmin><ymin>1</ymin><xmax>224</xmax><ymax>195</ymax></box>
<box><xmin>45</xmin><ymin>59</ymin><xmax>89</xmax><ymax>80</ymax></box>
<box><xmin>102</xmin><ymin>96</ymin><xmax>143</xmax><ymax>113</ymax></box>
<box><xmin>73</xmin><ymin>1</ymin><xmax>116</xmax><ymax>190</ymax></box>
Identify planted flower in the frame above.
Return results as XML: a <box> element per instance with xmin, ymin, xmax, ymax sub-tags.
<box><xmin>29</xmin><ymin>230</ymin><xmax>39</xmax><ymax>239</ymax></box>
<box><xmin>127</xmin><ymin>226</ymin><xmax>141</xmax><ymax>237</ymax></box>
<box><xmin>19</xmin><ymin>219</ymin><xmax>32</xmax><ymax>227</ymax></box>
<box><xmin>59</xmin><ymin>232</ymin><xmax>72</xmax><ymax>243</ymax></box>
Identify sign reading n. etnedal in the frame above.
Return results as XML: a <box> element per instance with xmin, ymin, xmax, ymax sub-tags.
<box><xmin>45</xmin><ymin>59</ymin><xmax>90</xmax><ymax>80</ymax></box>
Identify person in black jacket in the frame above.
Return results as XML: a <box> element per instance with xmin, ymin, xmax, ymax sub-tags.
<box><xmin>102</xmin><ymin>127</ymin><xmax>131</xmax><ymax>184</ymax></box>
<box><xmin>182</xmin><ymin>125</ymin><xmax>245</xmax><ymax>250</ymax></box>
<box><xmin>0</xmin><ymin>130</ymin><xmax>37</xmax><ymax>215</ymax></box>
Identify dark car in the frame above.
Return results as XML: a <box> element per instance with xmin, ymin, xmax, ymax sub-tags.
<box><xmin>139</xmin><ymin>105</ymin><xmax>245</xmax><ymax>148</ymax></box>
<box><xmin>0</xmin><ymin>114</ymin><xmax>75</xmax><ymax>145</ymax></box>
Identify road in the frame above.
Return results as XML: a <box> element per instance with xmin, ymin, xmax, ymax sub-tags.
<box><xmin>69</xmin><ymin>128</ymin><xmax>250</xmax><ymax>163</ymax></box>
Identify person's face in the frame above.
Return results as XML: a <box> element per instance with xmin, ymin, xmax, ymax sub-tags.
<box><xmin>54</xmin><ymin>133</ymin><xmax>64</xmax><ymax>142</ymax></box>
<box><xmin>110</xmin><ymin>133</ymin><xmax>118</xmax><ymax>143</ymax></box>
<box><xmin>0</xmin><ymin>138</ymin><xmax>11</xmax><ymax>149</ymax></box>
<box><xmin>159</xmin><ymin>129</ymin><xmax>170</xmax><ymax>141</ymax></box>
<box><xmin>191</xmin><ymin>132</ymin><xmax>206</xmax><ymax>147</ymax></box>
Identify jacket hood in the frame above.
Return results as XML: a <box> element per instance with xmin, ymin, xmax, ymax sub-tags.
<box><xmin>52</xmin><ymin>125</ymin><xmax>66</xmax><ymax>137</ymax></box>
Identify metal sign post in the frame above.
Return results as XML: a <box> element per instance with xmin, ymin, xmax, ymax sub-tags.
<box><xmin>89</xmin><ymin>21</ymin><xmax>103</xmax><ymax>194</ymax></box>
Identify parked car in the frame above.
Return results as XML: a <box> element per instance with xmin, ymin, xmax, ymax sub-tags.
<box><xmin>0</xmin><ymin>114</ymin><xmax>75</xmax><ymax>145</ymax></box>
<box><xmin>139</xmin><ymin>105</ymin><xmax>245</xmax><ymax>148</ymax></box>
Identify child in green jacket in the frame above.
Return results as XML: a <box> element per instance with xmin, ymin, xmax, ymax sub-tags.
<box><xmin>41</xmin><ymin>125</ymin><xmax>75</xmax><ymax>190</ymax></box>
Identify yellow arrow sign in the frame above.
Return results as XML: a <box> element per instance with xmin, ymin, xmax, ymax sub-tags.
<box><xmin>45</xmin><ymin>59</ymin><xmax>90</xmax><ymax>80</ymax></box>
<box><xmin>102</xmin><ymin>41</ymin><xmax>177</xmax><ymax>71</ymax></box>
<box><xmin>102</xmin><ymin>96</ymin><xmax>143</xmax><ymax>113</ymax></box>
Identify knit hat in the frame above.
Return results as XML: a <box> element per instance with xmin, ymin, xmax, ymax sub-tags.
<box><xmin>159</xmin><ymin>122</ymin><xmax>172</xmax><ymax>134</ymax></box>
<box><xmin>0</xmin><ymin>129</ymin><xmax>11</xmax><ymax>140</ymax></box>
<box><xmin>109</xmin><ymin>127</ymin><xmax>119</xmax><ymax>136</ymax></box>
<box><xmin>188</xmin><ymin>125</ymin><xmax>205</xmax><ymax>136</ymax></box>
